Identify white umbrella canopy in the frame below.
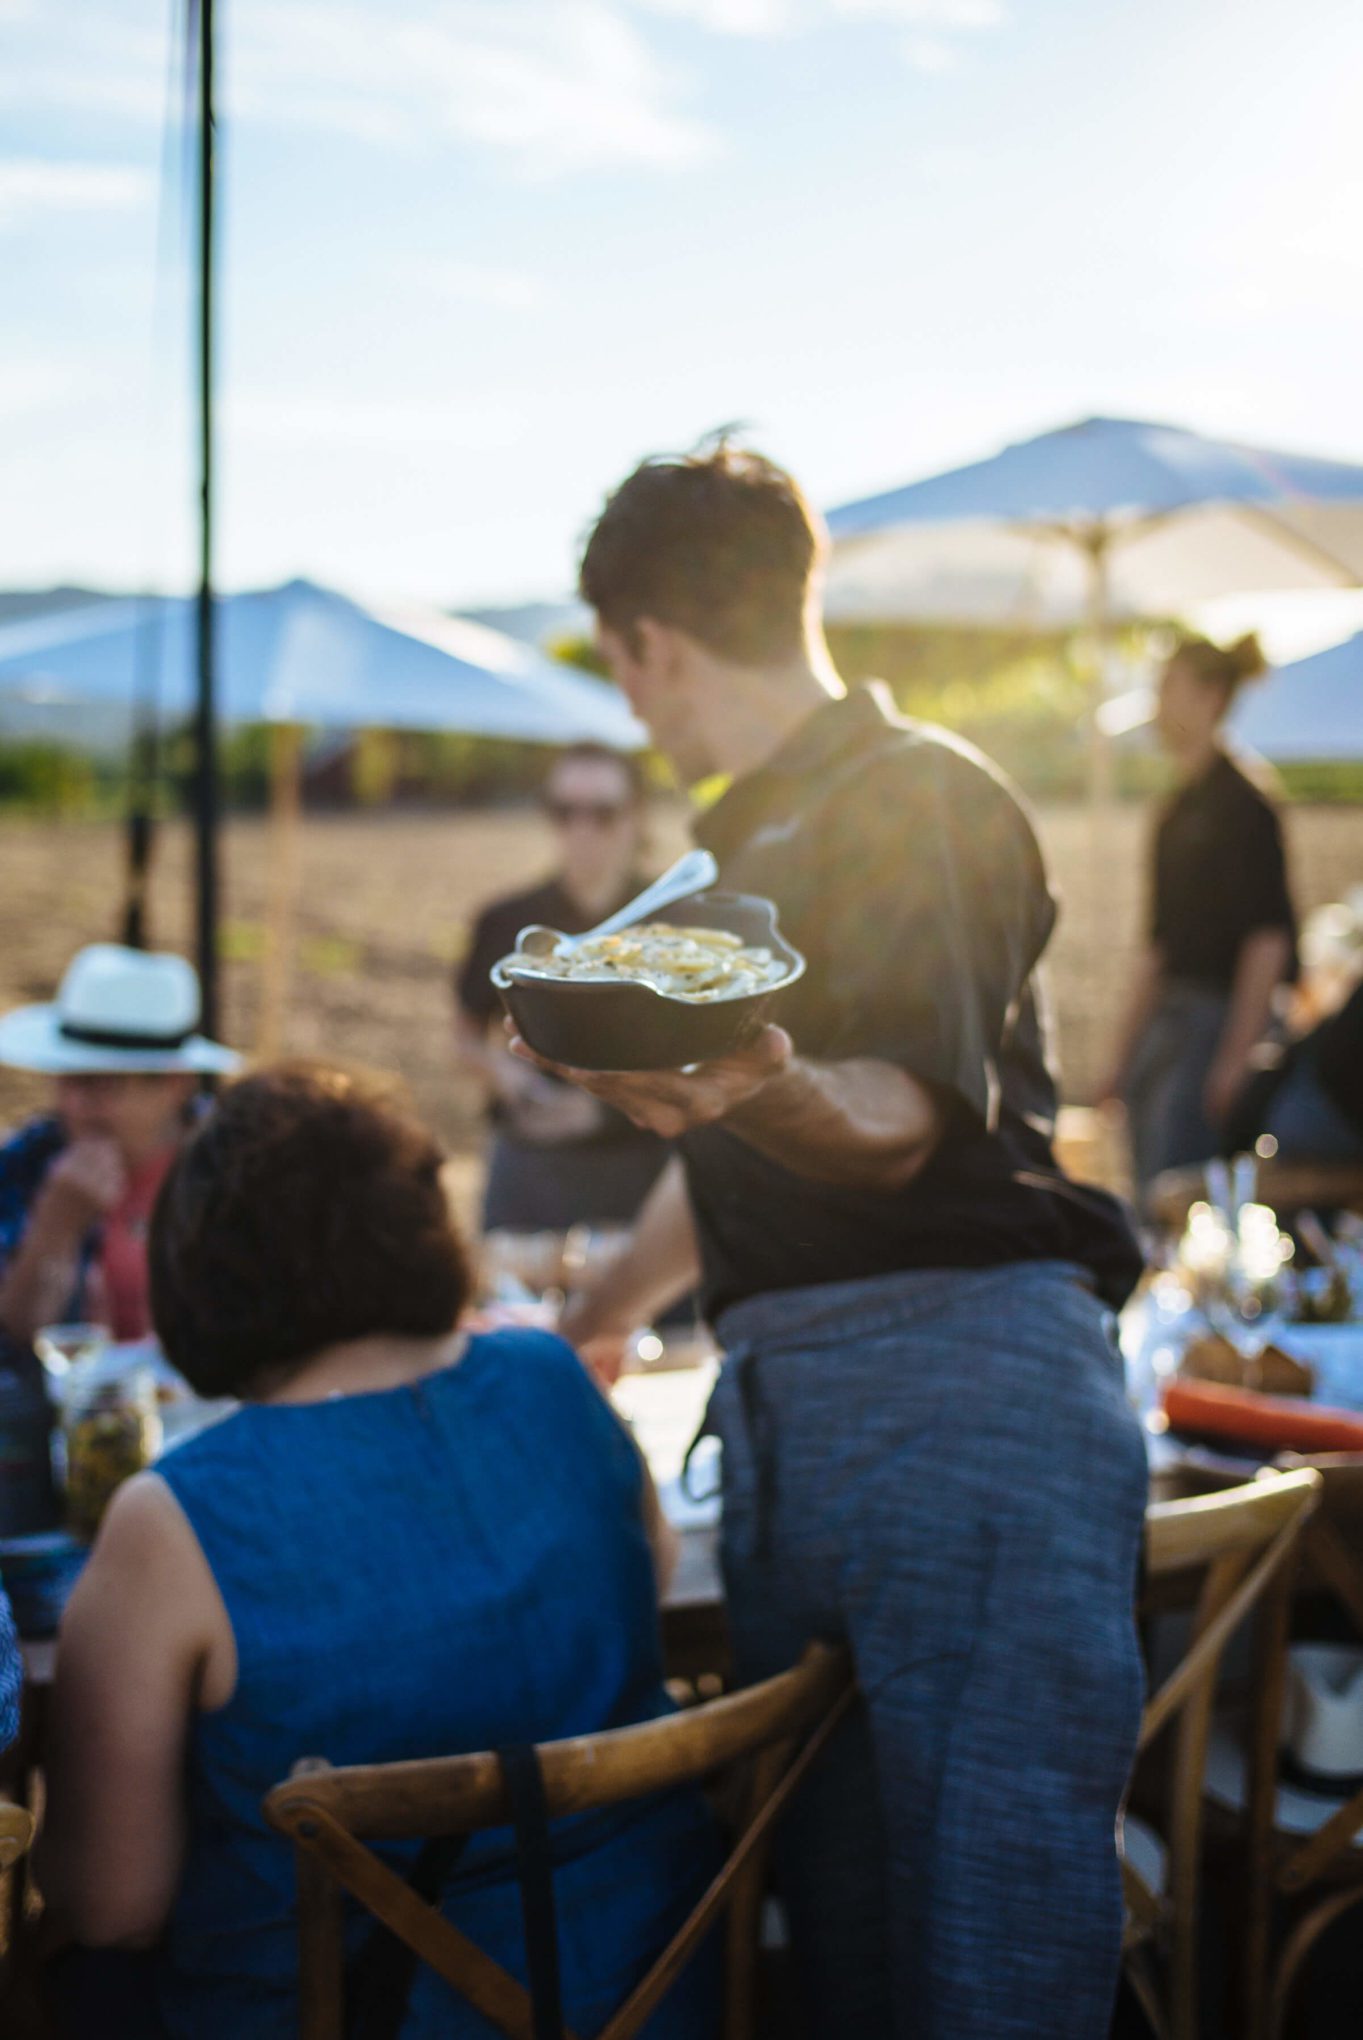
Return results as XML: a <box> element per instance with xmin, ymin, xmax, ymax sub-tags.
<box><xmin>0</xmin><ymin>578</ymin><xmax>644</xmax><ymax>1056</ymax></box>
<box><xmin>825</xmin><ymin>415</ymin><xmax>1363</xmax><ymax>628</ymax></box>
<box><xmin>0</xmin><ymin>577</ymin><xmax>644</xmax><ymax>747</ymax></box>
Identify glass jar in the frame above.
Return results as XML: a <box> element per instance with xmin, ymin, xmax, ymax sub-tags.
<box><xmin>62</xmin><ymin>1364</ymin><xmax>163</xmax><ymax>1542</ymax></box>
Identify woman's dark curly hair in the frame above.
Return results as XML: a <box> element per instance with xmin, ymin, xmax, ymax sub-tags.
<box><xmin>150</xmin><ymin>1065</ymin><xmax>469</xmax><ymax>1398</ymax></box>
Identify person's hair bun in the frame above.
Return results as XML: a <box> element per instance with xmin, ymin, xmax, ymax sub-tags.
<box><xmin>1170</xmin><ymin>630</ymin><xmax>1269</xmax><ymax>705</ymax></box>
<box><xmin>1227</xmin><ymin>632</ymin><xmax>1268</xmax><ymax>683</ymax></box>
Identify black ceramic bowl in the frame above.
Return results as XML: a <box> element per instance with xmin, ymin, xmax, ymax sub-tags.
<box><xmin>492</xmin><ymin>891</ymin><xmax>805</xmax><ymax>1072</ymax></box>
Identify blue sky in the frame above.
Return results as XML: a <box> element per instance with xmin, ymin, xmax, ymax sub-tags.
<box><xmin>3</xmin><ymin>0</ymin><xmax>1362</xmax><ymax>607</ymax></box>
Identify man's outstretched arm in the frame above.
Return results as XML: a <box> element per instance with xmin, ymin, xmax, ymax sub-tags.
<box><xmin>559</xmin><ymin>1154</ymin><xmax>700</xmax><ymax>1351</ymax></box>
<box><xmin>510</xmin><ymin>1024</ymin><xmax>945</xmax><ymax>1193</ymax></box>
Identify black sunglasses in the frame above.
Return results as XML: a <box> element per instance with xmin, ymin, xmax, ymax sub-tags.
<box><xmin>545</xmin><ymin>799</ymin><xmax>632</xmax><ymax>826</ymax></box>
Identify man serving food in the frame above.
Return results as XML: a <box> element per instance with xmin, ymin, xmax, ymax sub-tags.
<box><xmin>511</xmin><ymin>440</ymin><xmax>1146</xmax><ymax>2038</ymax></box>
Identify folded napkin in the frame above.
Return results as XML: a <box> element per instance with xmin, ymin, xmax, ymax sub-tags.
<box><xmin>1162</xmin><ymin>1378</ymin><xmax>1363</xmax><ymax>1455</ymax></box>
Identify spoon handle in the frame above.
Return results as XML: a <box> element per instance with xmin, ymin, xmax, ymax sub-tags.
<box><xmin>571</xmin><ymin>849</ymin><xmax>719</xmax><ymax>947</ymax></box>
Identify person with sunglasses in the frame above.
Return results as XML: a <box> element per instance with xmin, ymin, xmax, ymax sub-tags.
<box><xmin>454</xmin><ymin>744</ymin><xmax>672</xmax><ymax>1234</ymax></box>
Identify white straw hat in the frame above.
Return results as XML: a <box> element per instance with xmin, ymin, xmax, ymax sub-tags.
<box><xmin>0</xmin><ymin>945</ymin><xmax>242</xmax><ymax>1076</ymax></box>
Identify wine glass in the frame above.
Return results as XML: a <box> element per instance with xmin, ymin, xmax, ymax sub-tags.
<box><xmin>34</xmin><ymin>1321</ymin><xmax>111</xmax><ymax>1383</ymax></box>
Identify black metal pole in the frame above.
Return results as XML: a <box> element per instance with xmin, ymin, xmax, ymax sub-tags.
<box><xmin>193</xmin><ymin>0</ymin><xmax>220</xmax><ymax>1034</ymax></box>
<box><xmin>121</xmin><ymin>596</ymin><xmax>164</xmax><ymax>949</ymax></box>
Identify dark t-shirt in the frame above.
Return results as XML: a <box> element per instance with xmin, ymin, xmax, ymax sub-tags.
<box><xmin>457</xmin><ymin>873</ymin><xmax>665</xmax><ymax>1155</ymax></box>
<box><xmin>1314</xmin><ymin>980</ymin><xmax>1363</xmax><ymax>1136</ymax></box>
<box><xmin>679</xmin><ymin>684</ymin><xmax>1143</xmax><ymax>1319</ymax></box>
<box><xmin>1150</xmin><ymin>751</ymin><xmax>1297</xmax><ymax>990</ymax></box>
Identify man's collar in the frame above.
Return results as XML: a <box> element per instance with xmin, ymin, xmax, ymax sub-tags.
<box><xmin>694</xmin><ymin>681</ymin><xmax>902</xmax><ymax>852</ymax></box>
<box><xmin>751</xmin><ymin>679</ymin><xmax>900</xmax><ymax>781</ymax></box>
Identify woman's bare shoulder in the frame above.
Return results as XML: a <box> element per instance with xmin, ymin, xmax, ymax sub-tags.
<box><xmin>66</xmin><ymin>1472</ymin><xmax>237</xmax><ymax>1708</ymax></box>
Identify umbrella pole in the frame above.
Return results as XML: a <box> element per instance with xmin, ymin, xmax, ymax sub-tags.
<box><xmin>1084</xmin><ymin>531</ymin><xmax>1117</xmax><ymax>815</ymax></box>
<box><xmin>191</xmin><ymin>0</ymin><xmax>221</xmax><ymax>1037</ymax></box>
<box><xmin>258</xmin><ymin>722</ymin><xmax>302</xmax><ymax>1061</ymax></box>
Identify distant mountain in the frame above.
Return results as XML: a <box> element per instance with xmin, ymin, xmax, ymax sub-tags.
<box><xmin>460</xmin><ymin>598</ymin><xmax>591</xmax><ymax>649</ymax></box>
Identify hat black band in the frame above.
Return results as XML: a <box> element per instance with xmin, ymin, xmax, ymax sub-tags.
<box><xmin>59</xmin><ymin>1020</ymin><xmax>194</xmax><ymax>1053</ymax></box>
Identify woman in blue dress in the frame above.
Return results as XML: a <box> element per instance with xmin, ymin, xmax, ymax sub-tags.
<box><xmin>0</xmin><ymin>1577</ymin><xmax>20</xmax><ymax>1756</ymax></box>
<box><xmin>37</xmin><ymin>1065</ymin><xmax>718</xmax><ymax>2038</ymax></box>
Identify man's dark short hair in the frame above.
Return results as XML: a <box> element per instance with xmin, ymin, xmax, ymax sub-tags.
<box><xmin>579</xmin><ymin>439</ymin><xmax>826</xmax><ymax>667</ymax></box>
<box><xmin>150</xmin><ymin>1065</ymin><xmax>469</xmax><ymax>1398</ymax></box>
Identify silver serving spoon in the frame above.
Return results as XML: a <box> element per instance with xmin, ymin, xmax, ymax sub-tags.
<box><xmin>511</xmin><ymin>848</ymin><xmax>720</xmax><ymax>964</ymax></box>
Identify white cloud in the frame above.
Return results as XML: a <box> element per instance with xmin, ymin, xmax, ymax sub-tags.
<box><xmin>630</xmin><ymin>0</ymin><xmax>793</xmax><ymax>31</ymax></box>
<box><xmin>902</xmin><ymin>35</ymin><xmax>958</xmax><ymax>71</ymax></box>
<box><xmin>225</xmin><ymin>389</ymin><xmax>526</xmax><ymax>451</ymax></box>
<box><xmin>0</xmin><ymin>360</ymin><xmax>91</xmax><ymax>423</ymax></box>
<box><xmin>629</xmin><ymin>0</ymin><xmax>1004</xmax><ymax>26</ymax></box>
<box><xmin>0</xmin><ymin>0</ymin><xmax>1011</xmax><ymax>176</ymax></box>
<box><xmin>424</xmin><ymin>261</ymin><xmax>547</xmax><ymax>311</ymax></box>
<box><xmin>0</xmin><ymin>8</ymin><xmax>170</xmax><ymax>124</ymax></box>
<box><xmin>228</xmin><ymin>1</ymin><xmax>718</xmax><ymax>172</ymax></box>
<box><xmin>831</xmin><ymin>0</ymin><xmax>1004</xmax><ymax>21</ymax></box>
<box><xmin>0</xmin><ymin>158</ymin><xmax>152</xmax><ymax>228</ymax></box>
<box><xmin>0</xmin><ymin>1</ymin><xmax>717</xmax><ymax>174</ymax></box>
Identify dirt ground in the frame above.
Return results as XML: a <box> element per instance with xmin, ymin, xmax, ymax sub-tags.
<box><xmin>0</xmin><ymin>801</ymin><xmax>1359</xmax><ymax>1159</ymax></box>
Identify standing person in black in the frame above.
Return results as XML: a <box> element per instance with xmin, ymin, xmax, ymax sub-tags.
<box><xmin>1225</xmin><ymin>974</ymin><xmax>1363</xmax><ymax>1165</ymax></box>
<box><xmin>455</xmin><ymin>744</ymin><xmax>670</xmax><ymax>1233</ymax></box>
<box><xmin>1101</xmin><ymin>635</ymin><xmax>1298</xmax><ymax>1201</ymax></box>
<box><xmin>512</xmin><ymin>441</ymin><xmax>1148</xmax><ymax>2038</ymax></box>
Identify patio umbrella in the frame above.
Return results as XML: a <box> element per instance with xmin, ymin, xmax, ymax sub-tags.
<box><xmin>0</xmin><ymin>579</ymin><xmax>644</xmax><ymax>1051</ymax></box>
<box><xmin>825</xmin><ymin>415</ymin><xmax>1363</xmax><ymax>798</ymax></box>
<box><xmin>1230</xmin><ymin>631</ymin><xmax>1363</xmax><ymax>764</ymax></box>
<box><xmin>0</xmin><ymin>577</ymin><xmax>642</xmax><ymax>745</ymax></box>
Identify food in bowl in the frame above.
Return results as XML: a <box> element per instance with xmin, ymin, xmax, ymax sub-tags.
<box><xmin>491</xmin><ymin>891</ymin><xmax>804</xmax><ymax>1073</ymax></box>
<box><xmin>503</xmin><ymin>922</ymin><xmax>787</xmax><ymax>1003</ymax></box>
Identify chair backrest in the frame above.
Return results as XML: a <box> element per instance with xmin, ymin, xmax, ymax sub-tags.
<box><xmin>0</xmin><ymin>1793</ymin><xmax>37</xmax><ymax>2006</ymax></box>
<box><xmin>1127</xmin><ymin>1469</ymin><xmax>1320</xmax><ymax>2036</ymax></box>
<box><xmin>1244</xmin><ymin>1454</ymin><xmax>1363</xmax><ymax>1901</ymax></box>
<box><xmin>264</xmin><ymin>1639</ymin><xmax>854</xmax><ymax>2040</ymax></box>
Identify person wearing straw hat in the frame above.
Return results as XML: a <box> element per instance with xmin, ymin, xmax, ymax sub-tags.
<box><xmin>0</xmin><ymin>945</ymin><xmax>240</xmax><ymax>1352</ymax></box>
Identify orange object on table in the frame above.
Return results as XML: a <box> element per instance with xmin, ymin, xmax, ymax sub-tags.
<box><xmin>1162</xmin><ymin>1378</ymin><xmax>1363</xmax><ymax>1455</ymax></box>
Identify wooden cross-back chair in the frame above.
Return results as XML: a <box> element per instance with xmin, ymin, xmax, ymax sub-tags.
<box><xmin>0</xmin><ymin>1789</ymin><xmax>37</xmax><ymax>2014</ymax></box>
<box><xmin>1122</xmin><ymin>1467</ymin><xmax>1322</xmax><ymax>2040</ymax></box>
<box><xmin>1221</xmin><ymin>1453</ymin><xmax>1363</xmax><ymax>2040</ymax></box>
<box><xmin>264</xmin><ymin>1639</ymin><xmax>854</xmax><ymax>2040</ymax></box>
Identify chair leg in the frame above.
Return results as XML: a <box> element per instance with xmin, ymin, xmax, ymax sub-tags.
<box><xmin>296</xmin><ymin>1841</ymin><xmax>347</xmax><ymax>2040</ymax></box>
<box><xmin>1242</xmin><ymin>1574</ymin><xmax>1294</xmax><ymax>2040</ymax></box>
<box><xmin>1123</xmin><ymin>1946</ymin><xmax>1173</xmax><ymax>2040</ymax></box>
<box><xmin>724</xmin><ymin>1743</ymin><xmax>787</xmax><ymax>2040</ymax></box>
<box><xmin>1268</xmin><ymin>1888</ymin><xmax>1363</xmax><ymax>2040</ymax></box>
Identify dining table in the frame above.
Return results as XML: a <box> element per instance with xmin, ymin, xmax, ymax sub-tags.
<box><xmin>611</xmin><ymin>1344</ymin><xmax>728</xmax><ymax>1683</ymax></box>
<box><xmin>18</xmin><ymin>1288</ymin><xmax>1363</xmax><ymax>1700</ymax></box>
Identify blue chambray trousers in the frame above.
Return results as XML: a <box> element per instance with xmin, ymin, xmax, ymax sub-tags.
<box><xmin>705</xmin><ymin>1261</ymin><xmax>1147</xmax><ymax>2040</ymax></box>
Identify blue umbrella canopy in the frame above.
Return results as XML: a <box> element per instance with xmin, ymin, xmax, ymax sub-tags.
<box><xmin>0</xmin><ymin>577</ymin><xmax>644</xmax><ymax>747</ymax></box>
<box><xmin>826</xmin><ymin>415</ymin><xmax>1363</xmax><ymax>628</ymax></box>
<box><xmin>1230</xmin><ymin>632</ymin><xmax>1363</xmax><ymax>763</ymax></box>
<box><xmin>1100</xmin><ymin>630</ymin><xmax>1363</xmax><ymax>764</ymax></box>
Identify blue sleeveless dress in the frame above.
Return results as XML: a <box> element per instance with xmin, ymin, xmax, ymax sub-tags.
<box><xmin>153</xmin><ymin>1329</ymin><xmax>720</xmax><ymax>2038</ymax></box>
